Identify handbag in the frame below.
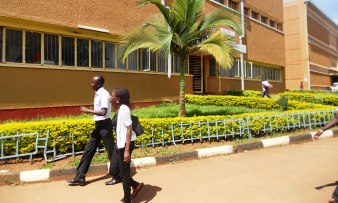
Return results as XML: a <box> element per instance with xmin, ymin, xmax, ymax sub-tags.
<box><xmin>131</xmin><ymin>114</ymin><xmax>144</xmax><ymax>136</ymax></box>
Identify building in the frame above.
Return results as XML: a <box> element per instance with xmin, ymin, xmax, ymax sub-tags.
<box><xmin>0</xmin><ymin>0</ymin><xmax>285</xmax><ymax>120</ymax></box>
<box><xmin>284</xmin><ymin>0</ymin><xmax>338</xmax><ymax>90</ymax></box>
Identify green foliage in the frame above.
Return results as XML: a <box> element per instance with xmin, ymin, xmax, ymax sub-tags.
<box><xmin>280</xmin><ymin>92</ymin><xmax>338</xmax><ymax>106</ymax></box>
<box><xmin>276</xmin><ymin>96</ymin><xmax>288</xmax><ymax>111</ymax></box>
<box><xmin>225</xmin><ymin>90</ymin><xmax>243</xmax><ymax>96</ymax></box>
<box><xmin>243</xmin><ymin>90</ymin><xmax>261</xmax><ymax>98</ymax></box>
<box><xmin>225</xmin><ymin>90</ymin><xmax>261</xmax><ymax>98</ymax></box>
<box><xmin>0</xmin><ymin>95</ymin><xmax>335</xmax><ymax>156</ymax></box>
<box><xmin>132</xmin><ymin>103</ymin><xmax>269</xmax><ymax>118</ymax></box>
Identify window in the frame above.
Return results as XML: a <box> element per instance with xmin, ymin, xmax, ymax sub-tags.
<box><xmin>245</xmin><ymin>62</ymin><xmax>252</xmax><ymax>78</ymax></box>
<box><xmin>261</xmin><ymin>16</ymin><xmax>267</xmax><ymax>24</ymax></box>
<box><xmin>277</xmin><ymin>23</ymin><xmax>283</xmax><ymax>31</ymax></box>
<box><xmin>252</xmin><ymin>63</ymin><xmax>281</xmax><ymax>81</ymax></box>
<box><xmin>228</xmin><ymin>0</ymin><xmax>237</xmax><ymax>10</ymax></box>
<box><xmin>62</xmin><ymin>36</ymin><xmax>74</xmax><ymax>66</ymax></box>
<box><xmin>105</xmin><ymin>42</ymin><xmax>115</xmax><ymax>68</ymax></box>
<box><xmin>269</xmin><ymin>20</ymin><xmax>276</xmax><ymax>28</ymax></box>
<box><xmin>77</xmin><ymin>39</ymin><xmax>89</xmax><ymax>67</ymax></box>
<box><xmin>329</xmin><ymin>34</ymin><xmax>337</xmax><ymax>48</ymax></box>
<box><xmin>6</xmin><ymin>29</ymin><xmax>22</xmax><ymax>63</ymax></box>
<box><xmin>44</xmin><ymin>34</ymin><xmax>59</xmax><ymax>65</ymax></box>
<box><xmin>128</xmin><ymin>50</ymin><xmax>138</xmax><ymax>70</ymax></box>
<box><xmin>26</xmin><ymin>31</ymin><xmax>41</xmax><ymax>64</ymax></box>
<box><xmin>0</xmin><ymin>27</ymin><xmax>2</xmax><ymax>62</ymax></box>
<box><xmin>244</xmin><ymin>7</ymin><xmax>249</xmax><ymax>16</ymax></box>
<box><xmin>140</xmin><ymin>48</ymin><xmax>149</xmax><ymax>71</ymax></box>
<box><xmin>209</xmin><ymin>59</ymin><xmax>217</xmax><ymax>76</ymax></box>
<box><xmin>214</xmin><ymin>0</ymin><xmax>224</xmax><ymax>4</ymax></box>
<box><xmin>150</xmin><ymin>51</ymin><xmax>156</xmax><ymax>71</ymax></box>
<box><xmin>332</xmin><ymin>57</ymin><xmax>337</xmax><ymax>68</ymax></box>
<box><xmin>91</xmin><ymin>40</ymin><xmax>102</xmax><ymax>68</ymax></box>
<box><xmin>158</xmin><ymin>52</ymin><xmax>166</xmax><ymax>72</ymax></box>
<box><xmin>116</xmin><ymin>44</ymin><xmax>126</xmax><ymax>69</ymax></box>
<box><xmin>251</xmin><ymin>11</ymin><xmax>258</xmax><ymax>20</ymax></box>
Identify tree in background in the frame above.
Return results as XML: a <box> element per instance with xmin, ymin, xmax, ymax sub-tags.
<box><xmin>121</xmin><ymin>0</ymin><xmax>242</xmax><ymax>117</ymax></box>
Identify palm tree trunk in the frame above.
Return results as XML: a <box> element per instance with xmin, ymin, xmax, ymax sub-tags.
<box><xmin>178</xmin><ymin>57</ymin><xmax>186</xmax><ymax>117</ymax></box>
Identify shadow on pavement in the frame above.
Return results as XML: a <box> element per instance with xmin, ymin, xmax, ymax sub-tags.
<box><xmin>132</xmin><ymin>184</ymin><xmax>163</xmax><ymax>203</ymax></box>
<box><xmin>315</xmin><ymin>181</ymin><xmax>338</xmax><ymax>190</ymax></box>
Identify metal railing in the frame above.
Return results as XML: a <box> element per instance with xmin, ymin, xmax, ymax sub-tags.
<box><xmin>0</xmin><ymin>110</ymin><xmax>335</xmax><ymax>162</ymax></box>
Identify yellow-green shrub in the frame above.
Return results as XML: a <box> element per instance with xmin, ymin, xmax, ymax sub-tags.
<box><xmin>280</xmin><ymin>92</ymin><xmax>338</xmax><ymax>106</ymax></box>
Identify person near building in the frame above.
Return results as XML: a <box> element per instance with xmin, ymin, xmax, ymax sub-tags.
<box><xmin>300</xmin><ymin>81</ymin><xmax>304</xmax><ymax>91</ymax></box>
<box><xmin>261</xmin><ymin>79</ymin><xmax>273</xmax><ymax>98</ymax></box>
<box><xmin>109</xmin><ymin>87</ymin><xmax>143</xmax><ymax>203</ymax></box>
<box><xmin>314</xmin><ymin>112</ymin><xmax>338</xmax><ymax>203</ymax></box>
<box><xmin>66</xmin><ymin>76</ymin><xmax>114</xmax><ymax>186</ymax></box>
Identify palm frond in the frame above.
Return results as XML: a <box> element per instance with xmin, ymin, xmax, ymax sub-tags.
<box><xmin>121</xmin><ymin>14</ymin><xmax>173</xmax><ymax>61</ymax></box>
<box><xmin>200</xmin><ymin>9</ymin><xmax>242</xmax><ymax>36</ymax></box>
<box><xmin>199</xmin><ymin>31</ymin><xmax>238</xmax><ymax>68</ymax></box>
<box><xmin>137</xmin><ymin>0</ymin><xmax>172</xmax><ymax>26</ymax></box>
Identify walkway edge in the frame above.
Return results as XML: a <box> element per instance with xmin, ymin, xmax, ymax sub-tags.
<box><xmin>1</xmin><ymin>130</ymin><xmax>336</xmax><ymax>185</ymax></box>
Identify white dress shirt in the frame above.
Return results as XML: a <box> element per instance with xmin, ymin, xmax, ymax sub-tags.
<box><xmin>93</xmin><ymin>87</ymin><xmax>111</xmax><ymax>121</ymax></box>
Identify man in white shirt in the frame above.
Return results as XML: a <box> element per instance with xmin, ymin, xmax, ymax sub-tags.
<box><xmin>67</xmin><ymin>76</ymin><xmax>114</xmax><ymax>186</ymax></box>
<box><xmin>262</xmin><ymin>79</ymin><xmax>273</xmax><ymax>98</ymax></box>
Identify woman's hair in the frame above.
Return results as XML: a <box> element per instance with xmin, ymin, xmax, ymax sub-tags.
<box><xmin>114</xmin><ymin>88</ymin><xmax>130</xmax><ymax>106</ymax></box>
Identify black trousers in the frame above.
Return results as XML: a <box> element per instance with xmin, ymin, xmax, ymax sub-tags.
<box><xmin>261</xmin><ymin>89</ymin><xmax>271</xmax><ymax>98</ymax></box>
<box><xmin>333</xmin><ymin>185</ymin><xmax>338</xmax><ymax>200</ymax></box>
<box><xmin>110</xmin><ymin>141</ymin><xmax>138</xmax><ymax>203</ymax></box>
<box><xmin>76</xmin><ymin>118</ymin><xmax>114</xmax><ymax>179</ymax></box>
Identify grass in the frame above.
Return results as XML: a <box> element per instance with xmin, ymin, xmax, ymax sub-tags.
<box><xmin>1</xmin><ymin>103</ymin><xmax>273</xmax><ymax>123</ymax></box>
<box><xmin>132</xmin><ymin>103</ymin><xmax>272</xmax><ymax>118</ymax></box>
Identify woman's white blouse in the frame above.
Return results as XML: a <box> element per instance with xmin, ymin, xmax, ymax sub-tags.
<box><xmin>116</xmin><ymin>104</ymin><xmax>136</xmax><ymax>148</ymax></box>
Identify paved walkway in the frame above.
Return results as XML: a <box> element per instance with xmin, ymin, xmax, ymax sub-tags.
<box><xmin>1</xmin><ymin>137</ymin><xmax>338</xmax><ymax>203</ymax></box>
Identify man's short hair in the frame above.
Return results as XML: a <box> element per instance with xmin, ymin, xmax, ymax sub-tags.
<box><xmin>94</xmin><ymin>76</ymin><xmax>105</xmax><ymax>86</ymax></box>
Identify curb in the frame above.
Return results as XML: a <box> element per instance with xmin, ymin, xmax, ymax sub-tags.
<box><xmin>1</xmin><ymin>130</ymin><xmax>337</xmax><ymax>185</ymax></box>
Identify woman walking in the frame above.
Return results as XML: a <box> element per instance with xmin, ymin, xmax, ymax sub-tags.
<box><xmin>109</xmin><ymin>88</ymin><xmax>143</xmax><ymax>203</ymax></box>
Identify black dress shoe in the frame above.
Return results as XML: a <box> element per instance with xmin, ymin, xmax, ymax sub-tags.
<box><xmin>105</xmin><ymin>178</ymin><xmax>121</xmax><ymax>185</ymax></box>
<box><xmin>67</xmin><ymin>177</ymin><xmax>86</xmax><ymax>186</ymax></box>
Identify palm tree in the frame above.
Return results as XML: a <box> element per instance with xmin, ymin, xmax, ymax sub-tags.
<box><xmin>121</xmin><ymin>0</ymin><xmax>242</xmax><ymax>117</ymax></box>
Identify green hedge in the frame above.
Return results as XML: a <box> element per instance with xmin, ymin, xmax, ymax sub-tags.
<box><xmin>0</xmin><ymin>94</ymin><xmax>335</xmax><ymax>156</ymax></box>
<box><xmin>224</xmin><ymin>90</ymin><xmax>261</xmax><ymax>98</ymax></box>
<box><xmin>280</xmin><ymin>92</ymin><xmax>338</xmax><ymax>106</ymax></box>
<box><xmin>185</xmin><ymin>94</ymin><xmax>333</xmax><ymax>111</ymax></box>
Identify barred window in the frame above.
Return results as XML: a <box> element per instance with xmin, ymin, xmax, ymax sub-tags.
<box><xmin>244</xmin><ymin>7</ymin><xmax>249</xmax><ymax>16</ymax></box>
<box><xmin>209</xmin><ymin>59</ymin><xmax>217</xmax><ymax>76</ymax></box>
<box><xmin>252</xmin><ymin>11</ymin><xmax>258</xmax><ymax>20</ymax></box>
<box><xmin>62</xmin><ymin>36</ymin><xmax>74</xmax><ymax>66</ymax></box>
<box><xmin>77</xmin><ymin>39</ymin><xmax>89</xmax><ymax>67</ymax></box>
<box><xmin>158</xmin><ymin>52</ymin><xmax>166</xmax><ymax>72</ymax></box>
<box><xmin>228</xmin><ymin>0</ymin><xmax>237</xmax><ymax>10</ymax></box>
<box><xmin>105</xmin><ymin>42</ymin><xmax>115</xmax><ymax>68</ymax></box>
<box><xmin>26</xmin><ymin>31</ymin><xmax>41</xmax><ymax>64</ymax></box>
<box><xmin>0</xmin><ymin>27</ymin><xmax>3</xmax><ymax>62</ymax></box>
<box><xmin>150</xmin><ymin>51</ymin><xmax>156</xmax><ymax>71</ymax></box>
<box><xmin>91</xmin><ymin>40</ymin><xmax>102</xmax><ymax>68</ymax></box>
<box><xmin>245</xmin><ymin>62</ymin><xmax>253</xmax><ymax>78</ymax></box>
<box><xmin>128</xmin><ymin>50</ymin><xmax>138</xmax><ymax>71</ymax></box>
<box><xmin>140</xmin><ymin>48</ymin><xmax>149</xmax><ymax>71</ymax></box>
<box><xmin>44</xmin><ymin>34</ymin><xmax>59</xmax><ymax>65</ymax></box>
<box><xmin>117</xmin><ymin>44</ymin><xmax>126</xmax><ymax>70</ymax></box>
<box><xmin>6</xmin><ymin>29</ymin><xmax>22</xmax><ymax>63</ymax></box>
